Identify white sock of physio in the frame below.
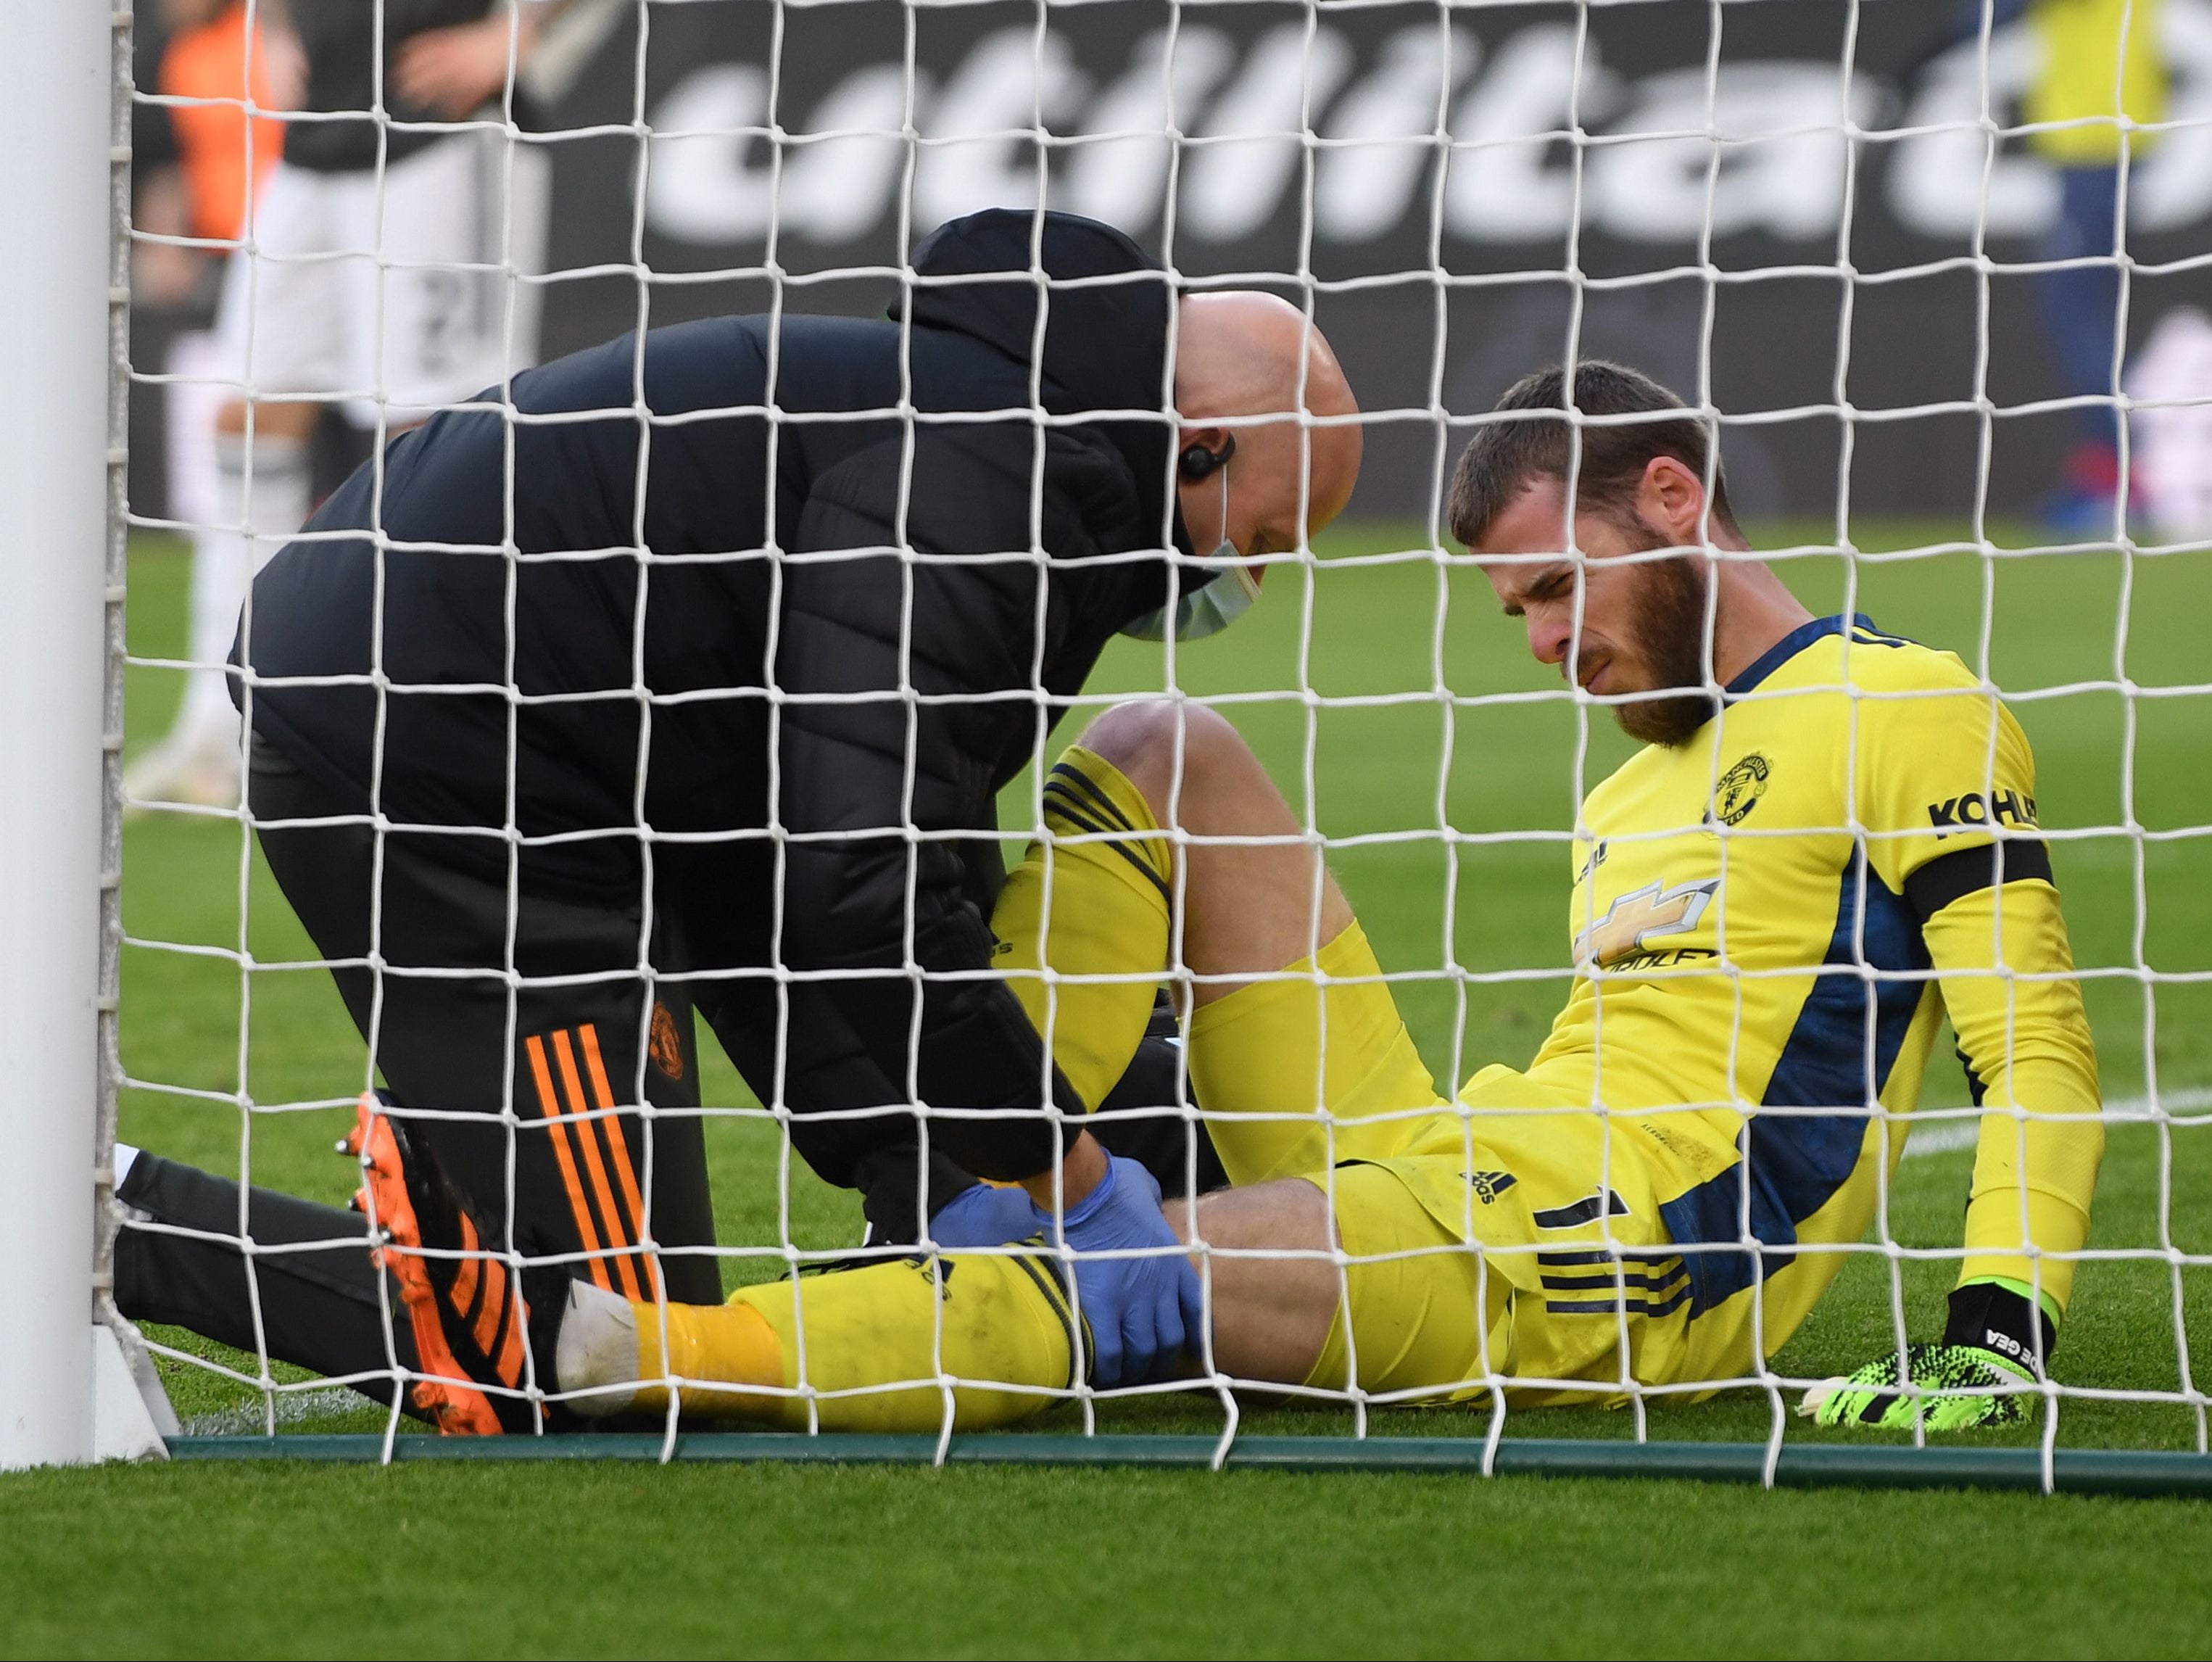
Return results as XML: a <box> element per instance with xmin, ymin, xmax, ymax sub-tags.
<box><xmin>554</xmin><ymin>1278</ymin><xmax>642</xmax><ymax>1418</ymax></box>
<box><xmin>110</xmin><ymin>1143</ymin><xmax>153</xmax><ymax>1223</ymax></box>
<box><xmin>175</xmin><ymin>431</ymin><xmax>308</xmax><ymax>745</ymax></box>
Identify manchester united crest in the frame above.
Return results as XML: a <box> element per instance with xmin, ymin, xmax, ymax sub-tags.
<box><xmin>649</xmin><ymin>1001</ymin><xmax>686</xmax><ymax>1080</ymax></box>
<box><xmin>1715</xmin><ymin>753</ymin><xmax>1771</xmax><ymax>827</ymax></box>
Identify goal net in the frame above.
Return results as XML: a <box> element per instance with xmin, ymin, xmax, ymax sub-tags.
<box><xmin>85</xmin><ymin>0</ymin><xmax>2212</xmax><ymax>1480</ymax></box>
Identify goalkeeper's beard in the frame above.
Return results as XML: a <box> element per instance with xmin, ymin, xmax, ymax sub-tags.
<box><xmin>1600</xmin><ymin>540</ymin><xmax>1720</xmax><ymax>748</ymax></box>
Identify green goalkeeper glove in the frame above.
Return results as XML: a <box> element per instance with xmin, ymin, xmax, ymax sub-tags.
<box><xmin>1798</xmin><ymin>1280</ymin><xmax>2055</xmax><ymax>1431</ymax></box>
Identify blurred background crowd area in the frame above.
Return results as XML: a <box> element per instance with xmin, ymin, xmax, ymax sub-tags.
<box><xmin>125</xmin><ymin>0</ymin><xmax>2212</xmax><ymax>534</ymax></box>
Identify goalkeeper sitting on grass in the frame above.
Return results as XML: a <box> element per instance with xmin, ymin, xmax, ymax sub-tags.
<box><xmin>360</xmin><ymin>360</ymin><xmax>2105</xmax><ymax>1435</ymax></box>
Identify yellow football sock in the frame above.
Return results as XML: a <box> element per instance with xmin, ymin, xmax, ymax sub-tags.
<box><xmin>626</xmin><ymin>1249</ymin><xmax>1079</xmax><ymax>1431</ymax></box>
<box><xmin>993</xmin><ymin>745</ymin><xmax>1173</xmax><ymax>1109</ymax></box>
<box><xmin>629</xmin><ymin>1297</ymin><xmax>784</xmax><ymax>1421</ymax></box>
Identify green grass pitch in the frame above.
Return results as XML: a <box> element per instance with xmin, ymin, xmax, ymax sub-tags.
<box><xmin>7</xmin><ymin>521</ymin><xmax>2212</xmax><ymax>1658</ymax></box>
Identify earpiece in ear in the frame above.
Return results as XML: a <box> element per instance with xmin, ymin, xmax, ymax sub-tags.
<box><xmin>1178</xmin><ymin>434</ymin><xmax>1237</xmax><ymax>483</ymax></box>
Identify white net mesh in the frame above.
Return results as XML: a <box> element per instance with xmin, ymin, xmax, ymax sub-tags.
<box><xmin>109</xmin><ymin>0</ymin><xmax>2212</xmax><ymax>1465</ymax></box>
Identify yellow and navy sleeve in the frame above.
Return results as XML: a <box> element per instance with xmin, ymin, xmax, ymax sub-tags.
<box><xmin>1855</xmin><ymin>653</ymin><xmax>2104</xmax><ymax>1315</ymax></box>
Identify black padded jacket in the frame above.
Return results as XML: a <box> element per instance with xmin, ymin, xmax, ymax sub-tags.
<box><xmin>238</xmin><ymin>209</ymin><xmax>1190</xmax><ymax>1184</ymax></box>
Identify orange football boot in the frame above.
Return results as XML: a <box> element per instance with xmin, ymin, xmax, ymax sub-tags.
<box><xmin>344</xmin><ymin>1094</ymin><xmax>539</xmax><ymax>1434</ymax></box>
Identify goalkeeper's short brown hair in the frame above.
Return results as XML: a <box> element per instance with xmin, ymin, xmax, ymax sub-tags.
<box><xmin>1446</xmin><ymin>360</ymin><xmax>1739</xmax><ymax>547</ymax></box>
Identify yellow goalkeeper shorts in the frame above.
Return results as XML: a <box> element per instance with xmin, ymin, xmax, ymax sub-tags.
<box><xmin>1188</xmin><ymin>924</ymin><xmax>1707</xmax><ymax>1404</ymax></box>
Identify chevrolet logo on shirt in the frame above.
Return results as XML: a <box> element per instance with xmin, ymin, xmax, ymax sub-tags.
<box><xmin>1573</xmin><ymin>879</ymin><xmax>1720</xmax><ymax>969</ymax></box>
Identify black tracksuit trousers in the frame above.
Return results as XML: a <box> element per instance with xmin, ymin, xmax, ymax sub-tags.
<box><xmin>116</xmin><ymin>736</ymin><xmax>723</xmax><ymax>1413</ymax></box>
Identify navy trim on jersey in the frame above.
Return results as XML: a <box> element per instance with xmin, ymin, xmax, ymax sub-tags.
<box><xmin>1725</xmin><ymin>613</ymin><xmax>1906</xmax><ymax>698</ymax></box>
<box><xmin>1658</xmin><ymin>849</ymin><xmax>1930</xmax><ymax>1317</ymax></box>
<box><xmin>1765</xmin><ymin>851</ymin><xmax>1929</xmax><ymax>1112</ymax></box>
<box><xmin>1539</xmin><ymin>1266</ymin><xmax>1687</xmax><ymax>1292</ymax></box>
<box><xmin>1545</xmin><ymin>1281</ymin><xmax>1694</xmax><ymax>1320</ymax></box>
<box><xmin>1536</xmin><ymin>1249</ymin><xmax>1692</xmax><ymax>1318</ymax></box>
<box><xmin>1530</xmin><ymin>1188</ymin><xmax>1632</xmax><ymax>1230</ymax></box>
<box><xmin>1536</xmin><ymin>1248</ymin><xmax>1681</xmax><ymax>1268</ymax></box>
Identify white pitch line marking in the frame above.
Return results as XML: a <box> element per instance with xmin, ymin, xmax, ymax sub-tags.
<box><xmin>1900</xmin><ymin>1087</ymin><xmax>2212</xmax><ymax>1159</ymax></box>
<box><xmin>181</xmin><ymin>1385</ymin><xmax>365</xmax><ymax>1436</ymax></box>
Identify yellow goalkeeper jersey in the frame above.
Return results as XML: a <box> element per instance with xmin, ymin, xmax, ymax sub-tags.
<box><xmin>1506</xmin><ymin>614</ymin><xmax>2103</xmax><ymax>1362</ymax></box>
<box><xmin>2026</xmin><ymin>0</ymin><xmax>2166</xmax><ymax>165</ymax></box>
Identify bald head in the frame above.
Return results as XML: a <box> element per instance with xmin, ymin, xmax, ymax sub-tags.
<box><xmin>1172</xmin><ymin>292</ymin><xmax>1361</xmax><ymax>566</ymax></box>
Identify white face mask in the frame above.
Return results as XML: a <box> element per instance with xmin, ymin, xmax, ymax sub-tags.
<box><xmin>1122</xmin><ymin>470</ymin><xmax>1262</xmax><ymax>642</ymax></box>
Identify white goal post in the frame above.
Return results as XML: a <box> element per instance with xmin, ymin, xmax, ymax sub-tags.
<box><xmin>0</xmin><ymin>0</ymin><xmax>141</xmax><ymax>1470</ymax></box>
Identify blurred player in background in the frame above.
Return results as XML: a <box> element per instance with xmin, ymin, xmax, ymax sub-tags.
<box><xmin>377</xmin><ymin>361</ymin><xmax>2103</xmax><ymax>1438</ymax></box>
<box><xmin>131</xmin><ymin>0</ymin><xmax>289</xmax><ymax>318</ymax></box>
<box><xmin>2022</xmin><ymin>0</ymin><xmax>2165</xmax><ymax>532</ymax></box>
<box><xmin>1921</xmin><ymin>0</ymin><xmax>2167</xmax><ymax>532</ymax></box>
<box><xmin>131</xmin><ymin>0</ymin><xmax>291</xmax><ymax>815</ymax></box>
<box><xmin>127</xmin><ymin>0</ymin><xmax>556</xmax><ymax>810</ymax></box>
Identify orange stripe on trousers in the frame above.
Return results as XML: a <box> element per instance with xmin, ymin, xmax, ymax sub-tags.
<box><xmin>525</xmin><ymin>1034</ymin><xmax>614</xmax><ymax>1293</ymax></box>
<box><xmin>579</xmin><ymin>1023</ymin><xmax>663</xmax><ymax>1300</ymax></box>
<box><xmin>553</xmin><ymin>1029</ymin><xmax>645</xmax><ymax>1302</ymax></box>
<box><xmin>449</xmin><ymin>1209</ymin><xmax>482</xmax><ymax>1321</ymax></box>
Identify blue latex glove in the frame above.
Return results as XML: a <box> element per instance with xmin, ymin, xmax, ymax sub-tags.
<box><xmin>925</xmin><ymin>1181</ymin><xmax>1040</xmax><ymax>1249</ymax></box>
<box><xmin>1032</xmin><ymin>1155</ymin><xmax>1204</xmax><ymax>1389</ymax></box>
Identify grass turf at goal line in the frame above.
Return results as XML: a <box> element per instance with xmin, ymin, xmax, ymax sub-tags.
<box><xmin>163</xmin><ymin>1433</ymin><xmax>2212</xmax><ymax>1497</ymax></box>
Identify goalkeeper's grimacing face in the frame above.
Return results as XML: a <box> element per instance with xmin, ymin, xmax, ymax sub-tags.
<box><xmin>1470</xmin><ymin>462</ymin><xmax>1722</xmax><ymax>747</ymax></box>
